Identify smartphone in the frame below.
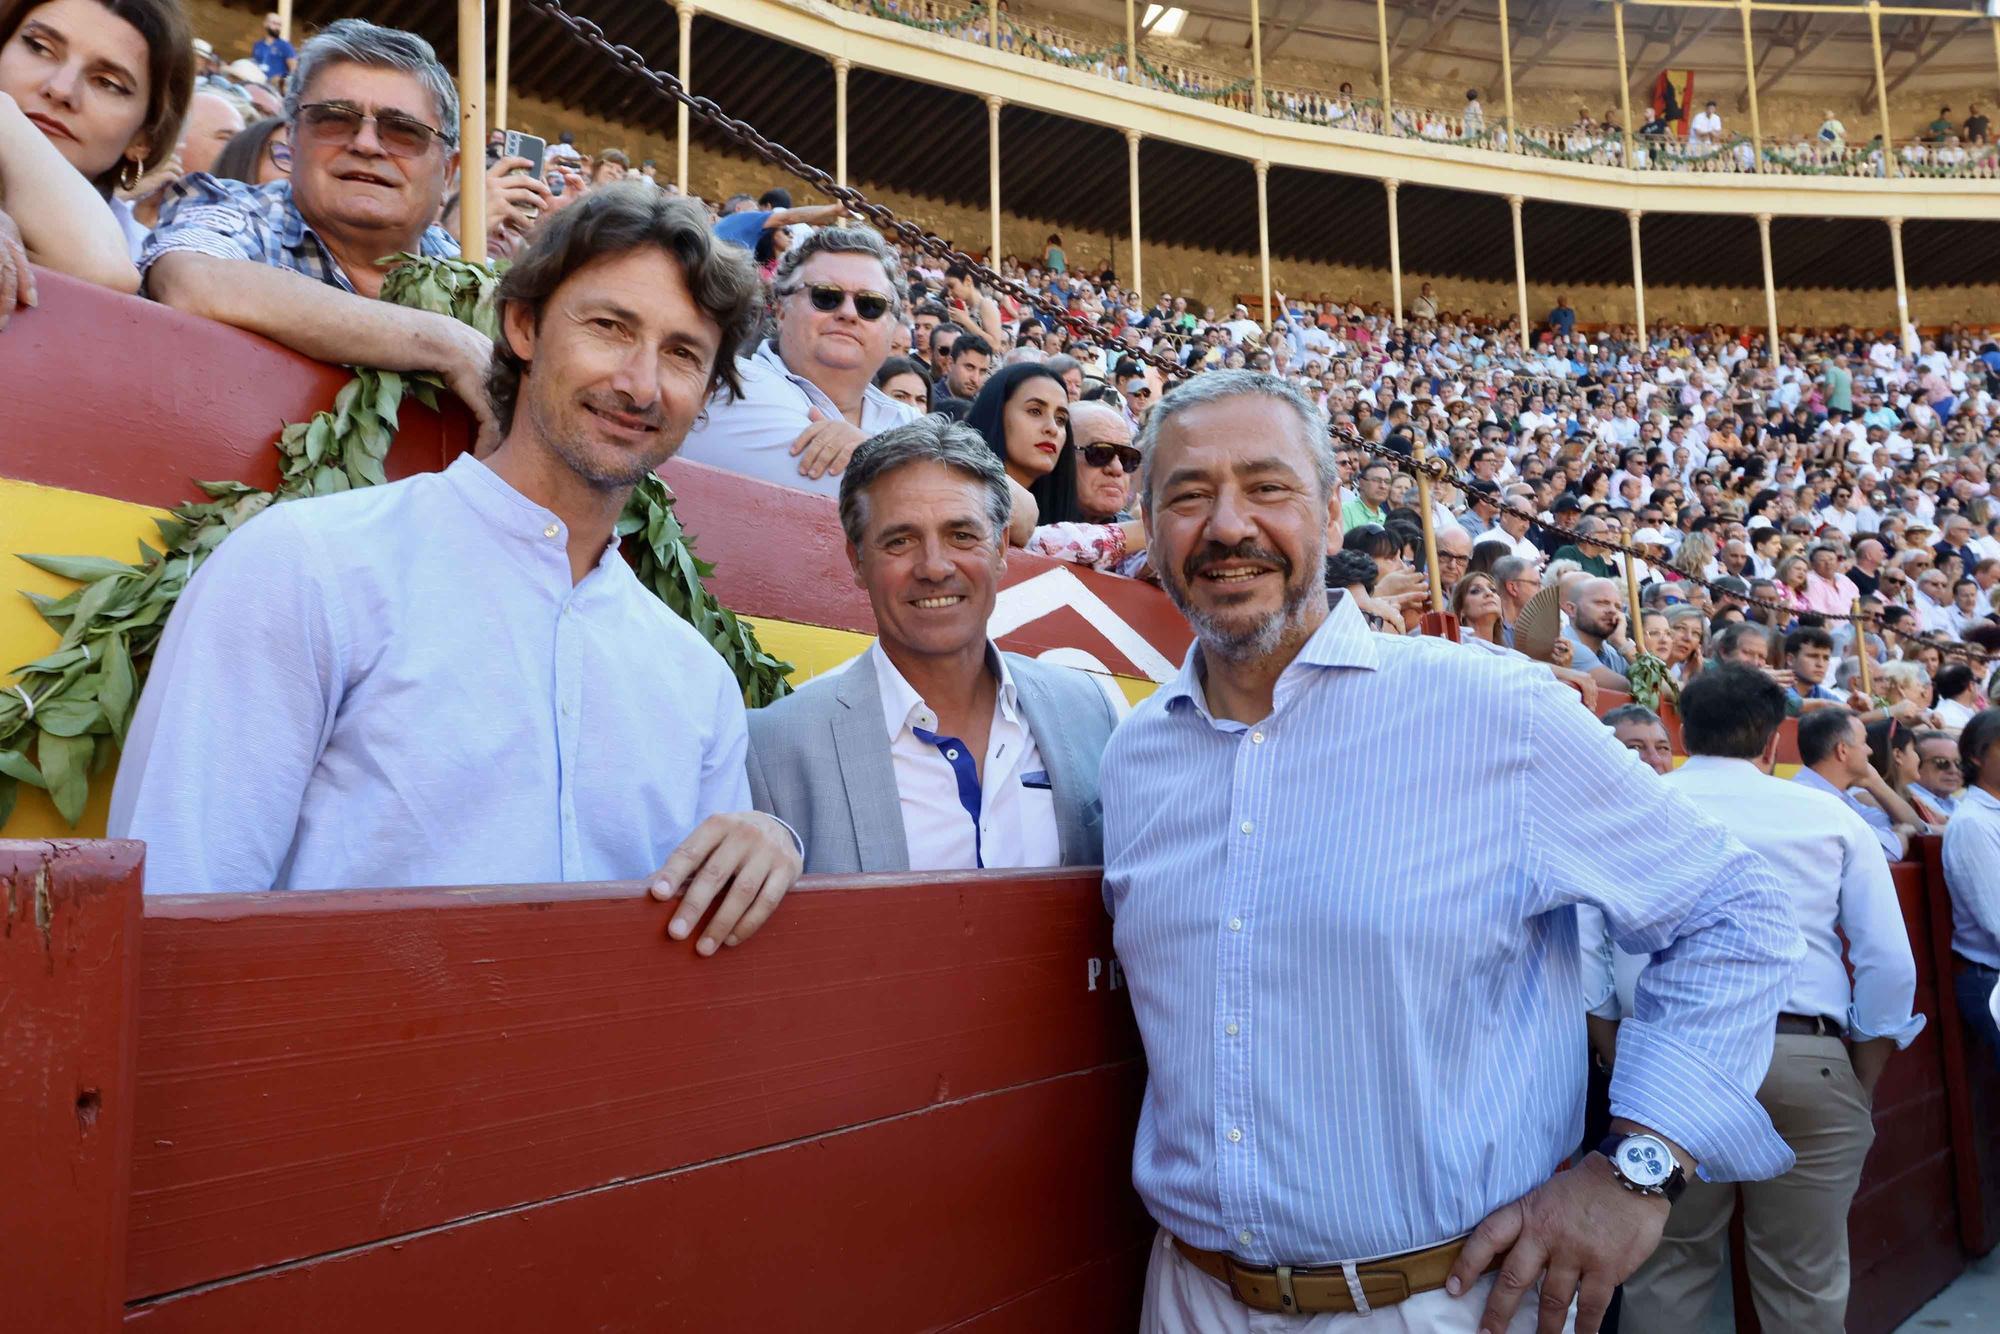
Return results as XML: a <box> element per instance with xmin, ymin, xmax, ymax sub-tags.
<box><xmin>500</xmin><ymin>129</ymin><xmax>545</xmax><ymax>180</ymax></box>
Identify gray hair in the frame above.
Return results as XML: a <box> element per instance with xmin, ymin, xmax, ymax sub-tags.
<box><xmin>286</xmin><ymin>19</ymin><xmax>460</xmax><ymax>145</ymax></box>
<box><xmin>838</xmin><ymin>417</ymin><xmax>1012</xmax><ymax>548</ymax></box>
<box><xmin>1602</xmin><ymin>703</ymin><xmax>1663</xmax><ymax>730</ymax></box>
<box><xmin>1136</xmin><ymin>370</ymin><xmax>1335</xmax><ymax>506</ymax></box>
<box><xmin>771</xmin><ymin>226</ymin><xmax>905</xmax><ymax>319</ymax></box>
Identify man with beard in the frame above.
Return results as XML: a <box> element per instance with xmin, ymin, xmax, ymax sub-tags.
<box><xmin>113</xmin><ymin>188</ymin><xmax>805</xmax><ymax>960</ymax></box>
<box><xmin>1104</xmin><ymin>371</ymin><xmax>1800</xmax><ymax>1334</ymax></box>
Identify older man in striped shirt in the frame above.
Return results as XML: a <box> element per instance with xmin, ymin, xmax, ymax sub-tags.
<box><xmin>1106</xmin><ymin>371</ymin><xmax>1804</xmax><ymax>1334</ymax></box>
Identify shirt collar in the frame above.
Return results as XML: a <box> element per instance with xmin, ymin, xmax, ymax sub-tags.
<box><xmin>1963</xmin><ymin>785</ymin><xmax>2000</xmax><ymax>815</ymax></box>
<box><xmin>1160</xmin><ymin>590</ymin><xmax>1377</xmax><ymax>722</ymax></box>
<box><xmin>870</xmin><ymin>641</ymin><xmax>1015</xmax><ymax>743</ymax></box>
<box><xmin>442</xmin><ymin>453</ymin><xmax>623</xmax><ymax>574</ymax></box>
<box><xmin>1674</xmin><ymin>754</ymin><xmax>1764</xmax><ymax>781</ymax></box>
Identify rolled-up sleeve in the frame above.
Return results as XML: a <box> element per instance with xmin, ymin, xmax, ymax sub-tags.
<box><xmin>1519</xmin><ymin>678</ymin><xmax>1804</xmax><ymax>1182</ymax></box>
<box><xmin>1838</xmin><ymin>817</ymin><xmax>1926</xmax><ymax>1047</ymax></box>
<box><xmin>138</xmin><ymin>175</ymin><xmax>270</xmax><ymax>287</ymax></box>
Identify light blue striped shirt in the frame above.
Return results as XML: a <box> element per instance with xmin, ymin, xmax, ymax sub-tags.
<box><xmin>1942</xmin><ymin>786</ymin><xmax>2000</xmax><ymax>969</ymax></box>
<box><xmin>1103</xmin><ymin>594</ymin><xmax>1804</xmax><ymax>1265</ymax></box>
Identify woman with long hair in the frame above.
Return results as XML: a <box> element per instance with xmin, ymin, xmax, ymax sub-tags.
<box><xmin>1451</xmin><ymin>572</ymin><xmax>1505</xmax><ymax>646</ymax></box>
<box><xmin>1672</xmin><ymin>531</ymin><xmax>1717</xmax><ymax>583</ymax></box>
<box><xmin>209</xmin><ymin>114</ymin><xmax>288</xmax><ymax>185</ymax></box>
<box><xmin>963</xmin><ymin>363</ymin><xmax>1141</xmax><ymax>568</ymax></box>
<box><xmin>0</xmin><ymin>0</ymin><xmax>190</xmax><ymax>321</ymax></box>
<box><xmin>1869</xmin><ymin>717</ymin><xmax>1948</xmax><ymax>827</ymax></box>
<box><xmin>1773</xmin><ymin>555</ymin><xmax>1812</xmax><ymax>615</ymax></box>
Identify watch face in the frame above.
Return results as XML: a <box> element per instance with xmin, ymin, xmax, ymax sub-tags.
<box><xmin>1616</xmin><ymin>1137</ymin><xmax>1675</xmax><ymax>1189</ymax></box>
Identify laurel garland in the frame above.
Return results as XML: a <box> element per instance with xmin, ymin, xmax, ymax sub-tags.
<box><xmin>1</xmin><ymin>255</ymin><xmax>790</xmax><ymax>830</ymax></box>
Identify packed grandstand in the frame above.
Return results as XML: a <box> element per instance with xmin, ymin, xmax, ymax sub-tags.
<box><xmin>3</xmin><ymin>0</ymin><xmax>2000</xmax><ymax>1331</ymax></box>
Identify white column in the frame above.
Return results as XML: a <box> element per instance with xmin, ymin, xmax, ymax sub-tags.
<box><xmin>1508</xmin><ymin>194</ymin><xmax>1528</xmax><ymax>340</ymax></box>
<box><xmin>1628</xmin><ymin>209</ymin><xmax>1646</xmax><ymax>337</ymax></box>
<box><xmin>1127</xmin><ymin>129</ymin><xmax>1143</xmax><ymax>302</ymax></box>
<box><xmin>457</xmin><ymin>0</ymin><xmax>486</xmax><ymax>262</ymax></box>
<box><xmin>1757</xmin><ymin>213</ymin><xmax>1780</xmax><ymax>368</ymax></box>
<box><xmin>833</xmin><ymin>57</ymin><xmax>850</xmax><ymax>188</ymax></box>
<box><xmin>677</xmin><ymin>1</ymin><xmax>694</xmax><ymax>193</ymax></box>
<box><xmin>1888</xmin><ymin>216</ymin><xmax>1916</xmax><ymax>354</ymax></box>
<box><xmin>1255</xmin><ymin>159</ymin><xmax>1272</xmax><ymax>333</ymax></box>
<box><xmin>988</xmin><ymin>95</ymin><xmax>1003</xmax><ymax>263</ymax></box>
<box><xmin>1386</xmin><ymin>180</ymin><xmax>1403</xmax><ymax>327</ymax></box>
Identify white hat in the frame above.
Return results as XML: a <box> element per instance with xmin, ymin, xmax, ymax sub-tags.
<box><xmin>225</xmin><ymin>58</ymin><xmax>268</xmax><ymax>85</ymax></box>
<box><xmin>192</xmin><ymin>38</ymin><xmax>216</xmax><ymax>59</ymax></box>
<box><xmin>1633</xmin><ymin>527</ymin><xmax>1671</xmax><ymax>549</ymax></box>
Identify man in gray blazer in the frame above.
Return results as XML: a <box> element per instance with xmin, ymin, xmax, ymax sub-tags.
<box><xmin>746</xmin><ymin>418</ymin><xmax>1119</xmax><ymax>874</ymax></box>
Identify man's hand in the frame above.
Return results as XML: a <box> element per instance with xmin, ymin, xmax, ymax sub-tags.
<box><xmin>482</xmin><ymin>156</ymin><xmax>556</xmax><ymax>247</ymax></box>
<box><xmin>420</xmin><ymin>312</ymin><xmax>500</xmax><ymax>454</ymax></box>
<box><xmin>1548</xmin><ymin>638</ymin><xmax>1574</xmax><ymax>669</ymax></box>
<box><xmin>1449</xmin><ymin>1153</ymin><xmax>1669</xmax><ymax>1334</ymax></box>
<box><xmin>1553</xmin><ymin>665</ymin><xmax>1599</xmax><ymax>711</ymax></box>
<box><xmin>0</xmin><ymin>205</ymin><xmax>34</xmax><ymax>332</ymax></box>
<box><xmin>646</xmin><ymin>811</ymin><xmax>803</xmax><ymax>955</ymax></box>
<box><xmin>789</xmin><ymin>409</ymin><xmax>866</xmax><ymax>480</ymax></box>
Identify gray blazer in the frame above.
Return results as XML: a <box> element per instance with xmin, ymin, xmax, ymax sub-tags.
<box><xmin>746</xmin><ymin>651</ymin><xmax>1117</xmax><ymax>874</ymax></box>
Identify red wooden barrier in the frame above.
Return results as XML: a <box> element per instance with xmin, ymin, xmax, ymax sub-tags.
<box><xmin>0</xmin><ymin>840</ymin><xmax>144</xmax><ymax>1334</ymax></box>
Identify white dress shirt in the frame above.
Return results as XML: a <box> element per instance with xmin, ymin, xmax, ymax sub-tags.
<box><xmin>870</xmin><ymin>643</ymin><xmax>1060</xmax><ymax>872</ymax></box>
<box><xmin>1943</xmin><ymin>786</ymin><xmax>2000</xmax><ymax>969</ymax></box>
<box><xmin>677</xmin><ymin>340</ymin><xmax>917</xmax><ymax>497</ymax></box>
<box><xmin>111</xmin><ymin>455</ymin><xmax>752</xmax><ymax>892</ymax></box>
<box><xmin>1660</xmin><ymin>757</ymin><xmax>1924</xmax><ymax>1046</ymax></box>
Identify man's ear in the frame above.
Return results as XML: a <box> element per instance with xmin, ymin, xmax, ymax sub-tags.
<box><xmin>846</xmin><ymin>539</ymin><xmax>866</xmax><ymax>590</ymax></box>
<box><xmin>501</xmin><ymin>298</ymin><xmax>537</xmax><ymax>364</ymax></box>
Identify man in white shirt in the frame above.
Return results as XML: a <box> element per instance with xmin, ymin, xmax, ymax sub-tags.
<box><xmin>1624</xmin><ymin>665</ymin><xmax>1924</xmax><ymax>1334</ymax></box>
<box><xmin>1689</xmin><ymin>101</ymin><xmax>1724</xmax><ymax>145</ymax></box>
<box><xmin>679</xmin><ymin>226</ymin><xmax>918</xmax><ymax>497</ymax></box>
<box><xmin>113</xmin><ymin>188</ymin><xmax>804</xmax><ymax>956</ymax></box>
<box><xmin>745</xmin><ymin>420</ymin><xmax>1117</xmax><ymax>873</ymax></box>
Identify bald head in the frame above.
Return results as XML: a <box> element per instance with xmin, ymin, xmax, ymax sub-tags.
<box><xmin>180</xmin><ymin>91</ymin><xmax>247</xmax><ymax>177</ymax></box>
<box><xmin>1570</xmin><ymin>577</ymin><xmax>1625</xmax><ymax>641</ymax></box>
<box><xmin>1068</xmin><ymin>400</ymin><xmax>1132</xmax><ymax>450</ymax></box>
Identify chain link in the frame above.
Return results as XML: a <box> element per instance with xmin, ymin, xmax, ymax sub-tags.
<box><xmin>525</xmin><ymin>0</ymin><xmax>1979</xmax><ymax>665</ymax></box>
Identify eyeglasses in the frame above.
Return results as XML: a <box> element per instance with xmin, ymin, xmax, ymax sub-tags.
<box><xmin>798</xmin><ymin>284</ymin><xmax>891</xmax><ymax>321</ymax></box>
<box><xmin>1080</xmin><ymin>443</ymin><xmax>1143</xmax><ymax>473</ymax></box>
<box><xmin>296</xmin><ymin>102</ymin><xmax>451</xmax><ymax>158</ymax></box>
<box><xmin>1127</xmin><ymin>384</ymin><xmax>1154</xmax><ymax>399</ymax></box>
<box><xmin>268</xmin><ymin>140</ymin><xmax>293</xmax><ymax>173</ymax></box>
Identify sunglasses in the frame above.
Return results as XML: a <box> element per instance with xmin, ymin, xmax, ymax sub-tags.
<box><xmin>801</xmin><ymin>284</ymin><xmax>892</xmax><ymax>321</ymax></box>
<box><xmin>1081</xmin><ymin>443</ymin><xmax>1143</xmax><ymax>473</ymax></box>
<box><xmin>296</xmin><ymin>102</ymin><xmax>450</xmax><ymax>158</ymax></box>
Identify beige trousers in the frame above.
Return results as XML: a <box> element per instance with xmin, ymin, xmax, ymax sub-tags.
<box><xmin>1620</xmin><ymin>1033</ymin><xmax>1876</xmax><ymax>1334</ymax></box>
<box><xmin>1139</xmin><ymin>1228</ymin><xmax>1574</xmax><ymax>1334</ymax></box>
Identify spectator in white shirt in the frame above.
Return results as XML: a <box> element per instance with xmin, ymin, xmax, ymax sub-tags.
<box><xmin>1625</xmin><ymin>666</ymin><xmax>1923</xmax><ymax>1334</ymax></box>
<box><xmin>1941</xmin><ymin>709</ymin><xmax>2000</xmax><ymax>1068</ymax></box>
<box><xmin>1689</xmin><ymin>102</ymin><xmax>1724</xmax><ymax>146</ymax></box>
<box><xmin>679</xmin><ymin>226</ymin><xmax>918</xmax><ymax>496</ymax></box>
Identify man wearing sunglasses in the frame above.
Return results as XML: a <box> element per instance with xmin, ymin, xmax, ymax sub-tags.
<box><xmin>679</xmin><ymin>226</ymin><xmax>916</xmax><ymax>498</ymax></box>
<box><xmin>142</xmin><ymin>20</ymin><xmax>553</xmax><ymax>445</ymax></box>
<box><xmin>1068</xmin><ymin>401</ymin><xmax>1143</xmax><ymax>526</ymax></box>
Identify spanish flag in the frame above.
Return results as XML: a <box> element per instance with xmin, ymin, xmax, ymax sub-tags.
<box><xmin>1653</xmin><ymin>70</ymin><xmax>1695</xmax><ymax>132</ymax></box>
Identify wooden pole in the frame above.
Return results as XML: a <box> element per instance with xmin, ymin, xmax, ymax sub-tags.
<box><xmin>1854</xmin><ymin>598</ymin><xmax>1875</xmax><ymax>697</ymax></box>
<box><xmin>988</xmin><ymin>95</ymin><xmax>1003</xmax><ymax>264</ymax></box>
<box><xmin>1376</xmin><ymin>0</ymin><xmax>1393</xmax><ymax>129</ymax></box>
<box><xmin>1993</xmin><ymin>17</ymin><xmax>2000</xmax><ymax>106</ymax></box>
<box><xmin>1625</xmin><ymin>552</ymin><xmax>1646</xmax><ymax>653</ymax></box>
<box><xmin>1757</xmin><ymin>212</ymin><xmax>1780</xmax><ymax>368</ymax></box>
<box><xmin>1417</xmin><ymin>468</ymin><xmax>1445</xmax><ymax>613</ymax></box>
<box><xmin>279</xmin><ymin>0</ymin><xmax>293</xmax><ymax>43</ymax></box>
<box><xmin>494</xmin><ymin>0</ymin><xmax>510</xmax><ymax>133</ymax></box>
<box><xmin>1498</xmin><ymin>0</ymin><xmax>1517</xmax><ymax>146</ymax></box>
<box><xmin>1126</xmin><ymin>0</ymin><xmax>1136</xmax><ymax>82</ymax></box>
<box><xmin>677</xmin><ymin>1</ymin><xmax>693</xmax><ymax>192</ymax></box>
<box><xmin>1615</xmin><ymin>1</ymin><xmax>1635</xmax><ymax>164</ymax></box>
<box><xmin>990</xmin><ymin>0</ymin><xmax>1000</xmax><ymax>48</ymax></box>
<box><xmin>833</xmin><ymin>57</ymin><xmax>850</xmax><ymax>188</ymax></box>
<box><xmin>1255</xmin><ymin>159</ymin><xmax>1272</xmax><ymax>333</ymax></box>
<box><xmin>1386</xmin><ymin>179</ymin><xmax>1403</xmax><ymax>327</ymax></box>
<box><xmin>1737</xmin><ymin>0</ymin><xmax>1762</xmax><ymax>167</ymax></box>
<box><xmin>1869</xmin><ymin>1</ymin><xmax>1898</xmax><ymax>177</ymax></box>
<box><xmin>1251</xmin><ymin>0</ymin><xmax>1264</xmax><ymax>113</ymax></box>
<box><xmin>1127</xmin><ymin>130</ymin><xmax>1143</xmax><ymax>301</ymax></box>
<box><xmin>458</xmin><ymin>0</ymin><xmax>487</xmax><ymax>264</ymax></box>
<box><xmin>1509</xmin><ymin>194</ymin><xmax>1529</xmax><ymax>342</ymax></box>
<box><xmin>1628</xmin><ymin>209</ymin><xmax>1647</xmax><ymax>338</ymax></box>
<box><xmin>1888</xmin><ymin>216</ymin><xmax>1916</xmax><ymax>354</ymax></box>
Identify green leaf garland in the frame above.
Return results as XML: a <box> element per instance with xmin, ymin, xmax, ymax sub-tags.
<box><xmin>4</xmin><ymin>254</ymin><xmax>790</xmax><ymax>828</ymax></box>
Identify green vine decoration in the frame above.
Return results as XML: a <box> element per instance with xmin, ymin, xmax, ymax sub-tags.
<box><xmin>998</xmin><ymin>17</ymin><xmax>1123</xmax><ymax>70</ymax></box>
<box><xmin>1134</xmin><ymin>53</ymin><xmax>1252</xmax><ymax>103</ymax></box>
<box><xmin>2</xmin><ymin>255</ymin><xmax>790</xmax><ymax>830</ymax></box>
<box><xmin>862</xmin><ymin>0</ymin><xmax>988</xmax><ymax>37</ymax></box>
<box><xmin>1624</xmin><ymin>653</ymin><xmax>1678</xmax><ymax>715</ymax></box>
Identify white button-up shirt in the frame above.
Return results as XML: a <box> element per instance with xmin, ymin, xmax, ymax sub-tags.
<box><xmin>871</xmin><ymin>643</ymin><xmax>1060</xmax><ymax>872</ymax></box>
<box><xmin>111</xmin><ymin>455</ymin><xmax>752</xmax><ymax>892</ymax></box>
<box><xmin>1942</xmin><ymin>785</ymin><xmax>2000</xmax><ymax>969</ymax></box>
<box><xmin>1662</xmin><ymin>756</ymin><xmax>1925</xmax><ymax>1046</ymax></box>
<box><xmin>677</xmin><ymin>340</ymin><xmax>918</xmax><ymax>497</ymax></box>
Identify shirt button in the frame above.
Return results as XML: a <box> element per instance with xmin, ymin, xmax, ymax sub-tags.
<box><xmin>946</xmin><ymin>749</ymin><xmax>959</xmax><ymax>760</ymax></box>
<box><xmin>1228</xmin><ymin>917</ymin><xmax>1243</xmax><ymax>932</ymax></box>
<box><xmin>1239</xmin><ymin>1229</ymin><xmax>1254</xmax><ymax>1246</ymax></box>
<box><xmin>1239</xmin><ymin>820</ymin><xmax>1254</xmax><ymax>834</ymax></box>
<box><xmin>1225</xmin><ymin>1021</ymin><xmax>1240</xmax><ymax>1036</ymax></box>
<box><xmin>543</xmin><ymin>523</ymin><xmax>559</xmax><ymax>539</ymax></box>
<box><xmin>1227</xmin><ymin>1127</ymin><xmax>1243</xmax><ymax>1143</ymax></box>
<box><xmin>1251</xmin><ymin>731</ymin><xmax>1266</xmax><ymax>744</ymax></box>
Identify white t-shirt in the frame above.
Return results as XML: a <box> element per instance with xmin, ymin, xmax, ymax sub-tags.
<box><xmin>1690</xmin><ymin>110</ymin><xmax>1722</xmax><ymax>139</ymax></box>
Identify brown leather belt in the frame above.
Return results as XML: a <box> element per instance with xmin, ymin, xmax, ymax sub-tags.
<box><xmin>1777</xmin><ymin>1012</ymin><xmax>1847</xmax><ymax>1039</ymax></box>
<box><xmin>1172</xmin><ymin>1233</ymin><xmax>1485</xmax><ymax>1315</ymax></box>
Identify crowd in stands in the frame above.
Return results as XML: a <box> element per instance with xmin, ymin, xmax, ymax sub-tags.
<box><xmin>8</xmin><ymin>5</ymin><xmax>2000</xmax><ymax>1328</ymax></box>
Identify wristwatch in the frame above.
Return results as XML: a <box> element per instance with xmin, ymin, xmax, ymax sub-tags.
<box><xmin>1596</xmin><ymin>1132</ymin><xmax>1688</xmax><ymax>1203</ymax></box>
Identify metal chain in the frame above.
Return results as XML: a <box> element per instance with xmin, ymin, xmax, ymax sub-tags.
<box><xmin>525</xmin><ymin>0</ymin><xmax>1978</xmax><ymax>664</ymax></box>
